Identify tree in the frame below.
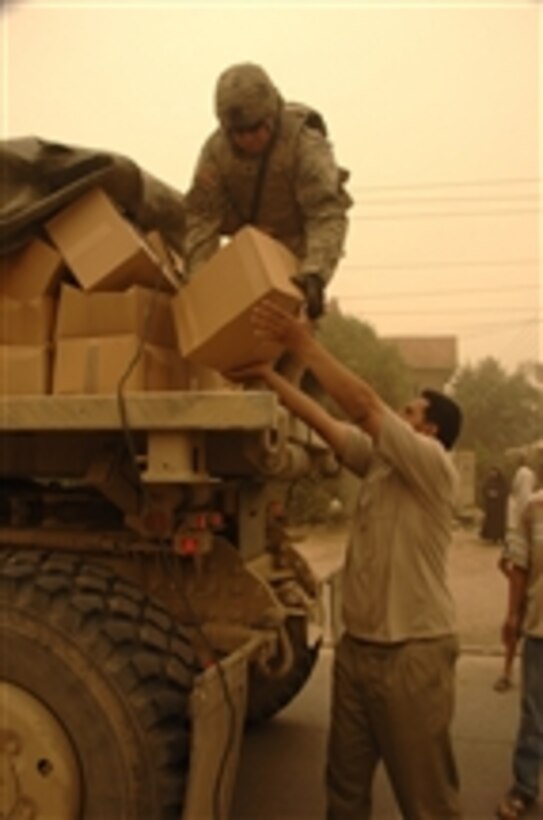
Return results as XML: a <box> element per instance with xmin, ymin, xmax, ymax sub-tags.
<box><xmin>305</xmin><ymin>308</ymin><xmax>412</xmax><ymax>413</ymax></box>
<box><xmin>450</xmin><ymin>357</ymin><xmax>542</xmax><ymax>489</ymax></box>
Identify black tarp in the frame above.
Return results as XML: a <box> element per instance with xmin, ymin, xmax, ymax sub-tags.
<box><xmin>0</xmin><ymin>136</ymin><xmax>185</xmax><ymax>256</ymax></box>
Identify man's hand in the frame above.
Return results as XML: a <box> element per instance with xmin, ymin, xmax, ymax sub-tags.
<box><xmin>251</xmin><ymin>300</ymin><xmax>311</xmax><ymax>353</ymax></box>
<box><xmin>224</xmin><ymin>361</ymin><xmax>272</xmax><ymax>384</ymax></box>
<box><xmin>291</xmin><ymin>273</ymin><xmax>325</xmax><ymax>320</ymax></box>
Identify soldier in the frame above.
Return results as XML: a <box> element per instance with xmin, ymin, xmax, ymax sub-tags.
<box><xmin>182</xmin><ymin>62</ymin><xmax>352</xmax><ymax>320</ymax></box>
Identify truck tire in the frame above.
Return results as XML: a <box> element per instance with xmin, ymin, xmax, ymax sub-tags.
<box><xmin>246</xmin><ymin>616</ymin><xmax>320</xmax><ymax>725</ymax></box>
<box><xmin>0</xmin><ymin>550</ymin><xmax>196</xmax><ymax>820</ymax></box>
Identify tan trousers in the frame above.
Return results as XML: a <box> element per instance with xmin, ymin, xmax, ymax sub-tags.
<box><xmin>326</xmin><ymin>633</ymin><xmax>461</xmax><ymax>819</ymax></box>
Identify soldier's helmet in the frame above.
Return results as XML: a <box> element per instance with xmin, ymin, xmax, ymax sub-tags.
<box><xmin>215</xmin><ymin>63</ymin><xmax>281</xmax><ymax>131</ymax></box>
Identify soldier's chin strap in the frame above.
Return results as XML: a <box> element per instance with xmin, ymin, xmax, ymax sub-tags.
<box><xmin>247</xmin><ymin>105</ymin><xmax>282</xmax><ymax>225</ymax></box>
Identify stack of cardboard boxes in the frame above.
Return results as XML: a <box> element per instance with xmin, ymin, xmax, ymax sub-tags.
<box><xmin>0</xmin><ymin>186</ymin><xmax>303</xmax><ymax>397</ymax></box>
<box><xmin>0</xmin><ymin>238</ymin><xmax>65</xmax><ymax>394</ymax></box>
<box><xmin>53</xmin><ymin>284</ymin><xmax>187</xmax><ymax>393</ymax></box>
<box><xmin>45</xmin><ymin>188</ymin><xmax>187</xmax><ymax>394</ymax></box>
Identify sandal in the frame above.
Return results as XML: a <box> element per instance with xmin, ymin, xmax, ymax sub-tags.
<box><xmin>494</xmin><ymin>675</ymin><xmax>513</xmax><ymax>692</ymax></box>
<box><xmin>496</xmin><ymin>792</ymin><xmax>533</xmax><ymax>819</ymax></box>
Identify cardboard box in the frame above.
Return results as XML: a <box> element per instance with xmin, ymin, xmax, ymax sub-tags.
<box><xmin>45</xmin><ymin>188</ymin><xmax>178</xmax><ymax>293</ymax></box>
<box><xmin>0</xmin><ymin>345</ymin><xmax>51</xmax><ymax>395</ymax></box>
<box><xmin>0</xmin><ymin>296</ymin><xmax>55</xmax><ymax>345</ymax></box>
<box><xmin>172</xmin><ymin>226</ymin><xmax>303</xmax><ymax>371</ymax></box>
<box><xmin>0</xmin><ymin>238</ymin><xmax>64</xmax><ymax>299</ymax></box>
<box><xmin>53</xmin><ymin>335</ymin><xmax>189</xmax><ymax>395</ymax></box>
<box><xmin>55</xmin><ymin>284</ymin><xmax>177</xmax><ymax>347</ymax></box>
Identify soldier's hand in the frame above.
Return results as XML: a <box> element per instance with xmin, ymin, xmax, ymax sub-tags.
<box><xmin>291</xmin><ymin>273</ymin><xmax>325</xmax><ymax>320</ymax></box>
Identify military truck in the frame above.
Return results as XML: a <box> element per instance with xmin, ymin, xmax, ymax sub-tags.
<box><xmin>0</xmin><ymin>138</ymin><xmax>334</xmax><ymax>819</ymax></box>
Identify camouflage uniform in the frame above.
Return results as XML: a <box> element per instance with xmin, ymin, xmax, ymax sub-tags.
<box><xmin>183</xmin><ymin>64</ymin><xmax>351</xmax><ymax>289</ymax></box>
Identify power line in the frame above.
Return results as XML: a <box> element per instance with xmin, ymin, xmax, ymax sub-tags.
<box><xmin>342</xmin><ymin>307</ymin><xmax>539</xmax><ymax>316</ymax></box>
<box><xmin>342</xmin><ymin>308</ymin><xmax>540</xmax><ymax>326</ymax></box>
<box><xmin>480</xmin><ymin>323</ymin><xmax>540</xmax><ymax>364</ymax></box>
<box><xmin>336</xmin><ymin>284</ymin><xmax>539</xmax><ymax>300</ymax></box>
<box><xmin>457</xmin><ymin>320</ymin><xmax>542</xmax><ymax>352</ymax></box>
<box><xmin>354</xmin><ymin>194</ymin><xmax>541</xmax><ymax>205</ymax></box>
<box><xmin>349</xmin><ymin>177</ymin><xmax>541</xmax><ymax>192</ymax></box>
<box><xmin>339</xmin><ymin>258</ymin><xmax>539</xmax><ymax>271</ymax></box>
<box><xmin>351</xmin><ymin>208</ymin><xmax>541</xmax><ymax>221</ymax></box>
<box><xmin>344</xmin><ymin>312</ymin><xmax>542</xmax><ymax>342</ymax></box>
<box><xmin>459</xmin><ymin>318</ymin><xmax>541</xmax><ymax>338</ymax></box>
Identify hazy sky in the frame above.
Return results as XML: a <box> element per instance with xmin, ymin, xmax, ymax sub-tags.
<box><xmin>1</xmin><ymin>0</ymin><xmax>541</xmax><ymax>371</ymax></box>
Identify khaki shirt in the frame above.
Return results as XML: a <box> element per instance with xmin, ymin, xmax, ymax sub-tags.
<box><xmin>509</xmin><ymin>489</ymin><xmax>543</xmax><ymax>638</ymax></box>
<box><xmin>339</xmin><ymin>407</ymin><xmax>458</xmax><ymax>643</ymax></box>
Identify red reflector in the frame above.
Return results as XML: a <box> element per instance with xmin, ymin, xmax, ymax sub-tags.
<box><xmin>193</xmin><ymin>514</ymin><xmax>206</xmax><ymax>530</ymax></box>
<box><xmin>268</xmin><ymin>501</ymin><xmax>285</xmax><ymax>519</ymax></box>
<box><xmin>177</xmin><ymin>536</ymin><xmax>199</xmax><ymax>556</ymax></box>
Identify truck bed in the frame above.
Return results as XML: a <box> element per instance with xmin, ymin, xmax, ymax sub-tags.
<box><xmin>0</xmin><ymin>390</ymin><xmax>281</xmax><ymax>432</ymax></box>
<box><xmin>0</xmin><ymin>388</ymin><xmax>324</xmax><ymax>491</ymax></box>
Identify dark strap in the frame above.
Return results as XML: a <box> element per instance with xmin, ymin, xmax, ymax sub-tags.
<box><xmin>247</xmin><ymin>120</ymin><xmax>280</xmax><ymax>225</ymax></box>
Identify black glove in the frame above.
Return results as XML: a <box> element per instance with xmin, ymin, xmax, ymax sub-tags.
<box><xmin>291</xmin><ymin>273</ymin><xmax>325</xmax><ymax>320</ymax></box>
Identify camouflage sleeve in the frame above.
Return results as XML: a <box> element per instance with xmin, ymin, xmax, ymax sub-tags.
<box><xmin>294</xmin><ymin>128</ymin><xmax>352</xmax><ymax>285</ymax></box>
<box><xmin>182</xmin><ymin>136</ymin><xmax>226</xmax><ymax>276</ymax></box>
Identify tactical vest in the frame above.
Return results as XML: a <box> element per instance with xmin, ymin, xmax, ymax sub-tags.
<box><xmin>207</xmin><ymin>104</ymin><xmax>341</xmax><ymax>259</ymax></box>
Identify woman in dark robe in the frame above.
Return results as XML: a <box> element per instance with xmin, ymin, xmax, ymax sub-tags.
<box><xmin>480</xmin><ymin>466</ymin><xmax>508</xmax><ymax>544</ymax></box>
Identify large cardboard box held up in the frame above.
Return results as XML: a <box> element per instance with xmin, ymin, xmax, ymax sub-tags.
<box><xmin>0</xmin><ymin>238</ymin><xmax>65</xmax><ymax>299</ymax></box>
<box><xmin>172</xmin><ymin>227</ymin><xmax>303</xmax><ymax>371</ymax></box>
<box><xmin>55</xmin><ymin>285</ymin><xmax>177</xmax><ymax>347</ymax></box>
<box><xmin>53</xmin><ymin>335</ymin><xmax>189</xmax><ymax>395</ymax></box>
<box><xmin>45</xmin><ymin>188</ymin><xmax>178</xmax><ymax>293</ymax></box>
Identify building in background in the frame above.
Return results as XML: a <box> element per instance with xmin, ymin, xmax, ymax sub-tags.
<box><xmin>382</xmin><ymin>335</ymin><xmax>458</xmax><ymax>393</ymax></box>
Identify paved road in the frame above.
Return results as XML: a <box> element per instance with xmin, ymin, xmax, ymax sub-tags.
<box><xmin>232</xmin><ymin>651</ymin><xmax>529</xmax><ymax>819</ymax></box>
<box><xmin>230</xmin><ymin>524</ymin><xmax>542</xmax><ymax>819</ymax></box>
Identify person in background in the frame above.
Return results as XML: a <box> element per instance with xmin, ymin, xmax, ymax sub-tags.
<box><xmin>480</xmin><ymin>466</ymin><xmax>509</xmax><ymax>545</ymax></box>
<box><xmin>496</xmin><ymin>458</ymin><xmax>543</xmax><ymax>819</ymax></box>
<box><xmin>182</xmin><ymin>62</ymin><xmax>352</xmax><ymax>321</ymax></box>
<box><xmin>507</xmin><ymin>456</ymin><xmax>536</xmax><ymax>545</ymax></box>
<box><xmin>493</xmin><ymin>456</ymin><xmax>537</xmax><ymax>693</ymax></box>
<box><xmin>227</xmin><ymin>300</ymin><xmax>464</xmax><ymax>820</ymax></box>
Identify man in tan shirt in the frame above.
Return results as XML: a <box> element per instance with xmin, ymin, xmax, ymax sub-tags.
<box><xmin>229</xmin><ymin>300</ymin><xmax>464</xmax><ymax>819</ymax></box>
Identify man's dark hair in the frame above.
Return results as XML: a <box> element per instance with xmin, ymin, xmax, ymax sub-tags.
<box><xmin>421</xmin><ymin>389</ymin><xmax>463</xmax><ymax>451</ymax></box>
